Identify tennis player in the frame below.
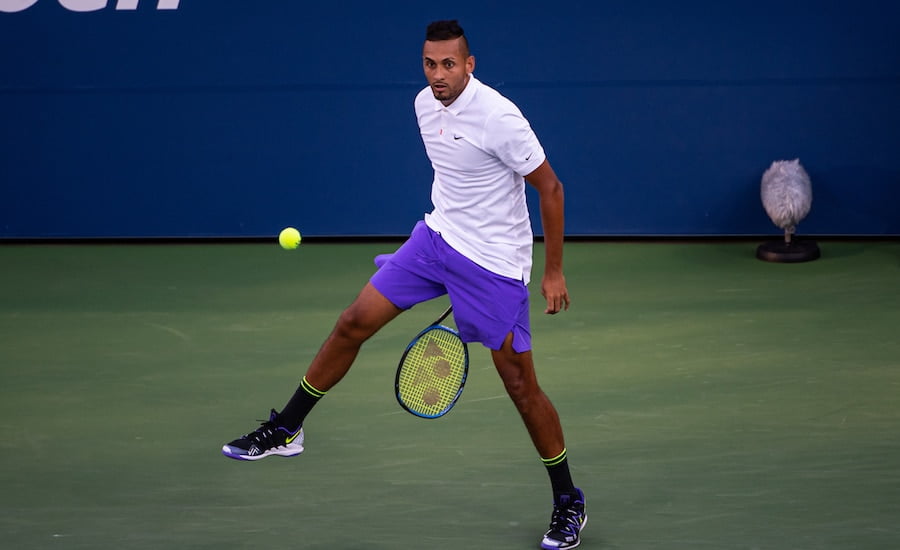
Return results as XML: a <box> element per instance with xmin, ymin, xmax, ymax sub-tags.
<box><xmin>222</xmin><ymin>20</ymin><xmax>586</xmax><ymax>549</ymax></box>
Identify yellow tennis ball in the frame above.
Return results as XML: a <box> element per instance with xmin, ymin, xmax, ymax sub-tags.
<box><xmin>278</xmin><ymin>227</ymin><xmax>302</xmax><ymax>250</ymax></box>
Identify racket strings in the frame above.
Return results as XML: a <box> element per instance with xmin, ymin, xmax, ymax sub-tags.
<box><xmin>397</xmin><ymin>327</ymin><xmax>467</xmax><ymax>416</ymax></box>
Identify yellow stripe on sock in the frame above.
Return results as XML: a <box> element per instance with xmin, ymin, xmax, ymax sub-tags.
<box><xmin>301</xmin><ymin>376</ymin><xmax>327</xmax><ymax>399</ymax></box>
<box><xmin>541</xmin><ymin>448</ymin><xmax>567</xmax><ymax>467</ymax></box>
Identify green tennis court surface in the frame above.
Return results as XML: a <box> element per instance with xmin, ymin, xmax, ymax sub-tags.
<box><xmin>2</xmin><ymin>241</ymin><xmax>898</xmax><ymax>549</ymax></box>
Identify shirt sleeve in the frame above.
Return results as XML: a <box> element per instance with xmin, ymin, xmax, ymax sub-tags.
<box><xmin>483</xmin><ymin>107</ymin><xmax>546</xmax><ymax>177</ymax></box>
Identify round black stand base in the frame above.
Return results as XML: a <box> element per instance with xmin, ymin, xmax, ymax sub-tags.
<box><xmin>756</xmin><ymin>240</ymin><xmax>821</xmax><ymax>263</ymax></box>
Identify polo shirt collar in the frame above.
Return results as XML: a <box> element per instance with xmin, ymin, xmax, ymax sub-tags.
<box><xmin>432</xmin><ymin>73</ymin><xmax>479</xmax><ymax>114</ymax></box>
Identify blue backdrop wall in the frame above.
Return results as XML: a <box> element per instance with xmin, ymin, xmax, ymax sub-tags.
<box><xmin>2</xmin><ymin>0</ymin><xmax>898</xmax><ymax>238</ymax></box>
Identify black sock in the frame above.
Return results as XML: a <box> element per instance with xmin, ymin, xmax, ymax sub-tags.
<box><xmin>278</xmin><ymin>376</ymin><xmax>326</xmax><ymax>430</ymax></box>
<box><xmin>542</xmin><ymin>448</ymin><xmax>576</xmax><ymax>498</ymax></box>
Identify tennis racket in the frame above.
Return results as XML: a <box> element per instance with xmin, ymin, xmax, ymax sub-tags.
<box><xmin>395</xmin><ymin>306</ymin><xmax>469</xmax><ymax>419</ymax></box>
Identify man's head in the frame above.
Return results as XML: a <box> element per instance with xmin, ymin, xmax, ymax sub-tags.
<box><xmin>423</xmin><ymin>20</ymin><xmax>475</xmax><ymax>106</ymax></box>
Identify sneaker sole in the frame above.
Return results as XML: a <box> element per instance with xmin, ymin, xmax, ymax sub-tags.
<box><xmin>221</xmin><ymin>444</ymin><xmax>304</xmax><ymax>461</ymax></box>
<box><xmin>540</xmin><ymin>516</ymin><xmax>587</xmax><ymax>550</ymax></box>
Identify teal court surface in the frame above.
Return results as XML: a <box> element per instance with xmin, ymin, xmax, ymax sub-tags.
<box><xmin>1</xmin><ymin>240</ymin><xmax>898</xmax><ymax>549</ymax></box>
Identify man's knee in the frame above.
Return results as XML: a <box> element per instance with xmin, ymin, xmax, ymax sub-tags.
<box><xmin>333</xmin><ymin>285</ymin><xmax>400</xmax><ymax>343</ymax></box>
<box><xmin>494</xmin><ymin>352</ymin><xmax>540</xmax><ymax>403</ymax></box>
<box><xmin>333</xmin><ymin>305</ymin><xmax>378</xmax><ymax>342</ymax></box>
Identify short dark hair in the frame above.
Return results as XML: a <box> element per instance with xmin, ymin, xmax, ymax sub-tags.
<box><xmin>426</xmin><ymin>20</ymin><xmax>464</xmax><ymax>41</ymax></box>
<box><xmin>425</xmin><ymin>20</ymin><xmax>469</xmax><ymax>56</ymax></box>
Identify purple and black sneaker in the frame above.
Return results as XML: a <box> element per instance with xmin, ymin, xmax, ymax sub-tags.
<box><xmin>222</xmin><ymin>409</ymin><xmax>304</xmax><ymax>461</ymax></box>
<box><xmin>540</xmin><ymin>488</ymin><xmax>587</xmax><ymax>549</ymax></box>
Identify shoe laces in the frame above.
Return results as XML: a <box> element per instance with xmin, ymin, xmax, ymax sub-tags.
<box><xmin>243</xmin><ymin>415</ymin><xmax>280</xmax><ymax>447</ymax></box>
<box><xmin>548</xmin><ymin>496</ymin><xmax>583</xmax><ymax>536</ymax></box>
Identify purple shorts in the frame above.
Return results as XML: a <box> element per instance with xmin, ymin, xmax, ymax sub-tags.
<box><xmin>370</xmin><ymin>221</ymin><xmax>531</xmax><ymax>352</ymax></box>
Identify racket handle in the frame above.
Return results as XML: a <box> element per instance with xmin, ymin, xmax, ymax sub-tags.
<box><xmin>434</xmin><ymin>306</ymin><xmax>453</xmax><ymax>325</ymax></box>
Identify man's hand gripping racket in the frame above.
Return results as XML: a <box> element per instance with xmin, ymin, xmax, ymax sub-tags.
<box><xmin>395</xmin><ymin>306</ymin><xmax>469</xmax><ymax>419</ymax></box>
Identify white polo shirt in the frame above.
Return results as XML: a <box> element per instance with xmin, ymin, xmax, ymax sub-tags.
<box><xmin>415</xmin><ymin>75</ymin><xmax>546</xmax><ymax>284</ymax></box>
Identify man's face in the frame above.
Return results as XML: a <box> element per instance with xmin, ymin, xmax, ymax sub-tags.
<box><xmin>422</xmin><ymin>37</ymin><xmax>475</xmax><ymax>106</ymax></box>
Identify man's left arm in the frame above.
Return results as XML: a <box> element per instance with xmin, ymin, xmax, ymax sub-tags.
<box><xmin>525</xmin><ymin>159</ymin><xmax>570</xmax><ymax>314</ymax></box>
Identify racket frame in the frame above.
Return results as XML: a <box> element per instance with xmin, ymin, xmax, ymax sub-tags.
<box><xmin>394</xmin><ymin>306</ymin><xmax>469</xmax><ymax>419</ymax></box>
